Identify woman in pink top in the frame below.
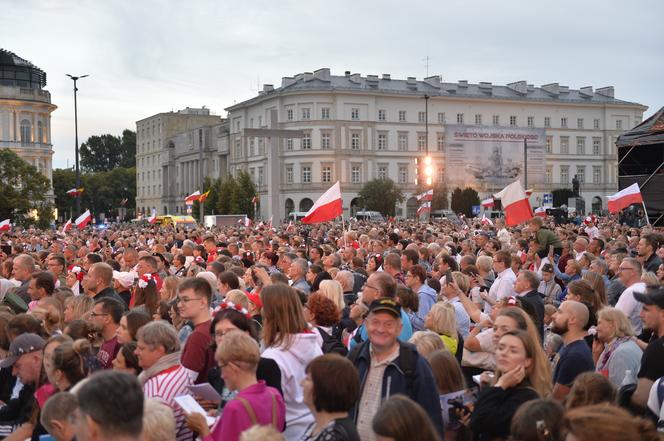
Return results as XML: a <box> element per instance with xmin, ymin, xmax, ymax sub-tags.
<box><xmin>185</xmin><ymin>330</ymin><xmax>285</xmax><ymax>441</ymax></box>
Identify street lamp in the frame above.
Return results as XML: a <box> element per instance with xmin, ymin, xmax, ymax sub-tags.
<box><xmin>66</xmin><ymin>74</ymin><xmax>89</xmax><ymax>217</ymax></box>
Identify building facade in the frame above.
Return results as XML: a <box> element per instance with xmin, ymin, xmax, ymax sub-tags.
<box><xmin>0</xmin><ymin>49</ymin><xmax>57</xmax><ymax>200</ymax></box>
<box><xmin>225</xmin><ymin>68</ymin><xmax>646</xmax><ymax>219</ymax></box>
<box><xmin>135</xmin><ymin>107</ymin><xmax>224</xmax><ymax>215</ymax></box>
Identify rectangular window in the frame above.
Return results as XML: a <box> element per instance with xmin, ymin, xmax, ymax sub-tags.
<box><xmin>593</xmin><ymin>166</ymin><xmax>601</xmax><ymax>184</ymax></box>
<box><xmin>560</xmin><ymin>166</ymin><xmax>569</xmax><ymax>184</ymax></box>
<box><xmin>398</xmin><ymin>166</ymin><xmax>408</xmax><ymax>184</ymax></box>
<box><xmin>576</xmin><ymin>166</ymin><xmax>586</xmax><ymax>183</ymax></box>
<box><xmin>321</xmin><ymin>133</ymin><xmax>331</xmax><ymax>150</ymax></box>
<box><xmin>378</xmin><ymin>110</ymin><xmax>386</xmax><ymax>121</ymax></box>
<box><xmin>258</xmin><ymin>116</ymin><xmax>262</xmax><ymax>127</ymax></box>
<box><xmin>437</xmin><ymin>112</ymin><xmax>445</xmax><ymax>124</ymax></box>
<box><xmin>286</xmin><ymin>166</ymin><xmax>293</xmax><ymax>184</ymax></box>
<box><xmin>527</xmin><ymin>116</ymin><xmax>534</xmax><ymax>128</ymax></box>
<box><xmin>561</xmin><ymin>117</ymin><xmax>568</xmax><ymax>128</ymax></box>
<box><xmin>492</xmin><ymin>115</ymin><xmax>500</xmax><ymax>126</ymax></box>
<box><xmin>286</xmin><ymin>139</ymin><xmax>293</xmax><ymax>151</ymax></box>
<box><xmin>577</xmin><ymin>118</ymin><xmax>584</xmax><ymax>129</ymax></box>
<box><xmin>592</xmin><ymin>137</ymin><xmax>601</xmax><ymax>155</ymax></box>
<box><xmin>321</xmin><ymin>108</ymin><xmax>330</xmax><ymax>119</ymax></box>
<box><xmin>560</xmin><ymin>136</ymin><xmax>569</xmax><ymax>154</ymax></box>
<box><xmin>399</xmin><ymin>111</ymin><xmax>406</xmax><ymax>122</ymax></box>
<box><xmin>302</xmin><ymin>108</ymin><xmax>311</xmax><ymax>120</ymax></box>
<box><xmin>351</xmin><ymin>108</ymin><xmax>359</xmax><ymax>120</ymax></box>
<box><xmin>546</xmin><ymin>136</ymin><xmax>552</xmax><ymax>153</ymax></box>
<box><xmin>286</xmin><ymin>109</ymin><xmax>293</xmax><ymax>121</ymax></box>
<box><xmin>437</xmin><ymin>133</ymin><xmax>444</xmax><ymax>151</ymax></box>
<box><xmin>249</xmin><ymin>138</ymin><xmax>255</xmax><ymax>156</ymax></box>
<box><xmin>594</xmin><ymin>119</ymin><xmax>600</xmax><ymax>129</ymax></box>
<box><xmin>351</xmin><ymin>166</ymin><xmax>361</xmax><ymax>184</ymax></box>
<box><xmin>302</xmin><ymin>134</ymin><xmax>311</xmax><ymax>150</ymax></box>
<box><xmin>351</xmin><ymin>133</ymin><xmax>361</xmax><ymax>150</ymax></box>
<box><xmin>544</xmin><ymin>117</ymin><xmax>551</xmax><ymax>128</ymax></box>
<box><xmin>417</xmin><ymin>134</ymin><xmax>426</xmax><ymax>151</ymax></box>
<box><xmin>510</xmin><ymin>115</ymin><xmax>517</xmax><ymax>127</ymax></box>
<box><xmin>546</xmin><ymin>167</ymin><xmax>552</xmax><ymax>184</ymax></box>
<box><xmin>377</xmin><ymin>166</ymin><xmax>388</xmax><ymax>180</ymax></box>
<box><xmin>302</xmin><ymin>166</ymin><xmax>311</xmax><ymax>183</ymax></box>
<box><xmin>616</xmin><ymin>119</ymin><xmax>623</xmax><ymax>130</ymax></box>
<box><xmin>398</xmin><ymin>133</ymin><xmax>408</xmax><ymax>151</ymax></box>
<box><xmin>250</xmin><ymin>167</ymin><xmax>256</xmax><ymax>182</ymax></box>
<box><xmin>322</xmin><ymin>166</ymin><xmax>332</xmax><ymax>183</ymax></box>
<box><xmin>437</xmin><ymin>166</ymin><xmax>444</xmax><ymax>184</ymax></box>
<box><xmin>475</xmin><ymin>114</ymin><xmax>482</xmax><ymax>125</ymax></box>
<box><xmin>249</xmin><ymin>118</ymin><xmax>254</xmax><ymax>128</ymax></box>
<box><xmin>377</xmin><ymin>133</ymin><xmax>387</xmax><ymax>151</ymax></box>
<box><xmin>258</xmin><ymin>167</ymin><xmax>264</xmax><ymax>186</ymax></box>
<box><xmin>418</xmin><ymin>112</ymin><xmax>426</xmax><ymax>123</ymax></box>
<box><xmin>576</xmin><ymin>137</ymin><xmax>586</xmax><ymax>155</ymax></box>
<box><xmin>457</xmin><ymin>113</ymin><xmax>464</xmax><ymax>124</ymax></box>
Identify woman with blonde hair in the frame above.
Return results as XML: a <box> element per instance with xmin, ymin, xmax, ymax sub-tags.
<box><xmin>425</xmin><ymin>302</ymin><xmax>462</xmax><ymax>361</ymax></box>
<box><xmin>563</xmin><ymin>404</ymin><xmax>659</xmax><ymax>441</ymax></box>
<box><xmin>225</xmin><ymin>289</ymin><xmax>249</xmax><ymax>310</ymax></box>
<box><xmin>317</xmin><ymin>279</ymin><xmax>345</xmax><ymax>312</ymax></box>
<box><xmin>160</xmin><ymin>275</ymin><xmax>180</xmax><ymax>302</ymax></box>
<box><xmin>408</xmin><ymin>330</ymin><xmax>445</xmax><ymax>358</ymax></box>
<box><xmin>63</xmin><ymin>295</ymin><xmax>94</xmax><ymax>324</ymax></box>
<box><xmin>583</xmin><ymin>270</ymin><xmax>608</xmax><ymax>306</ymax></box>
<box><xmin>592</xmin><ymin>306</ymin><xmax>642</xmax><ymax>387</ymax></box>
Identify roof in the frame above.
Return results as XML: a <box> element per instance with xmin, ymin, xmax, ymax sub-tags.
<box><xmin>616</xmin><ymin>107</ymin><xmax>664</xmax><ymax>147</ymax></box>
<box><xmin>0</xmin><ymin>49</ymin><xmax>47</xmax><ymax>88</ymax></box>
<box><xmin>226</xmin><ymin>68</ymin><xmax>646</xmax><ymax>111</ymax></box>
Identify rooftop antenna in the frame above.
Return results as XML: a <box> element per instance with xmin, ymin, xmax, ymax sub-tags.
<box><xmin>250</xmin><ymin>74</ymin><xmax>260</xmax><ymax>93</ymax></box>
<box><xmin>423</xmin><ymin>56</ymin><xmax>431</xmax><ymax>77</ymax></box>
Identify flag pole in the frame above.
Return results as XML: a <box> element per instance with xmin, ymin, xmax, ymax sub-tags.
<box><xmin>642</xmin><ymin>201</ymin><xmax>651</xmax><ymax>225</ymax></box>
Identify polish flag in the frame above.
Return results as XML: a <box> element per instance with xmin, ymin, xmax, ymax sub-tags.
<box><xmin>302</xmin><ymin>181</ymin><xmax>343</xmax><ymax>224</ymax></box>
<box><xmin>480</xmin><ymin>214</ymin><xmax>493</xmax><ymax>226</ymax></box>
<box><xmin>147</xmin><ymin>208</ymin><xmax>157</xmax><ymax>224</ymax></box>
<box><xmin>0</xmin><ymin>219</ymin><xmax>11</xmax><ymax>231</ymax></box>
<box><xmin>481</xmin><ymin>198</ymin><xmax>494</xmax><ymax>208</ymax></box>
<box><xmin>493</xmin><ymin>181</ymin><xmax>533</xmax><ymax>226</ymax></box>
<box><xmin>525</xmin><ymin>189</ymin><xmax>533</xmax><ymax>196</ymax></box>
<box><xmin>267</xmin><ymin>216</ymin><xmax>273</xmax><ymax>229</ymax></box>
<box><xmin>63</xmin><ymin>219</ymin><xmax>73</xmax><ymax>233</ymax></box>
<box><xmin>607</xmin><ymin>183</ymin><xmax>643</xmax><ymax>213</ymax></box>
<box><xmin>534</xmin><ymin>207</ymin><xmax>548</xmax><ymax>217</ymax></box>
<box><xmin>417</xmin><ymin>201</ymin><xmax>431</xmax><ymax>217</ymax></box>
<box><xmin>75</xmin><ymin>210</ymin><xmax>93</xmax><ymax>229</ymax></box>
<box><xmin>417</xmin><ymin>189</ymin><xmax>433</xmax><ymax>202</ymax></box>
<box><xmin>185</xmin><ymin>191</ymin><xmax>201</xmax><ymax>203</ymax></box>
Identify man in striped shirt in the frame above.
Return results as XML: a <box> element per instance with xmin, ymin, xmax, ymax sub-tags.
<box><xmin>136</xmin><ymin>321</ymin><xmax>193</xmax><ymax>441</ymax></box>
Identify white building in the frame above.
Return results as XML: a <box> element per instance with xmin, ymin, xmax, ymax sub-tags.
<box><xmin>0</xmin><ymin>49</ymin><xmax>56</xmax><ymax>201</ymax></box>
<box><xmin>225</xmin><ymin>68</ymin><xmax>646</xmax><ymax>219</ymax></box>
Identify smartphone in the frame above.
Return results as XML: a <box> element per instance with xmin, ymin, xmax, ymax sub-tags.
<box><xmin>445</xmin><ymin>269</ymin><xmax>453</xmax><ymax>286</ymax></box>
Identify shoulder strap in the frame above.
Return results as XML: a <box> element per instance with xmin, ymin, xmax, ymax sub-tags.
<box><xmin>270</xmin><ymin>392</ymin><xmax>278</xmax><ymax>428</ymax></box>
<box><xmin>236</xmin><ymin>396</ymin><xmax>258</xmax><ymax>425</ymax></box>
<box><xmin>398</xmin><ymin>341</ymin><xmax>417</xmax><ymax>391</ymax></box>
<box><xmin>657</xmin><ymin>378</ymin><xmax>664</xmax><ymax>409</ymax></box>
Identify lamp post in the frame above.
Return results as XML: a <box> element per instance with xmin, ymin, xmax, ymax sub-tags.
<box><xmin>66</xmin><ymin>74</ymin><xmax>88</xmax><ymax>217</ymax></box>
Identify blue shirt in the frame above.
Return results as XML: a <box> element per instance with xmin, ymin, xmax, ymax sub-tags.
<box><xmin>553</xmin><ymin>339</ymin><xmax>594</xmax><ymax>386</ymax></box>
<box><xmin>411</xmin><ymin>284</ymin><xmax>438</xmax><ymax>331</ymax></box>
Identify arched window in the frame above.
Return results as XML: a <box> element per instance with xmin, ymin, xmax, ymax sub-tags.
<box><xmin>299</xmin><ymin>198</ymin><xmax>314</xmax><ymax>212</ymax></box>
<box><xmin>20</xmin><ymin>119</ymin><xmax>32</xmax><ymax>144</ymax></box>
<box><xmin>285</xmin><ymin>198</ymin><xmax>294</xmax><ymax>216</ymax></box>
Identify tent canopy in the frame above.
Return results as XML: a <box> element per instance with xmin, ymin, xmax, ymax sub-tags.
<box><xmin>617</xmin><ymin>106</ymin><xmax>664</xmax><ymax>147</ymax></box>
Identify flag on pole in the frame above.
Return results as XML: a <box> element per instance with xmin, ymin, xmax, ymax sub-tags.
<box><xmin>534</xmin><ymin>207</ymin><xmax>548</xmax><ymax>217</ymax></box>
<box><xmin>493</xmin><ymin>180</ymin><xmax>533</xmax><ymax>226</ymax></box>
<box><xmin>148</xmin><ymin>208</ymin><xmax>157</xmax><ymax>224</ymax></box>
<box><xmin>481</xmin><ymin>198</ymin><xmax>495</xmax><ymax>208</ymax></box>
<box><xmin>66</xmin><ymin>188</ymin><xmax>84</xmax><ymax>197</ymax></box>
<box><xmin>525</xmin><ymin>189</ymin><xmax>533</xmax><ymax>196</ymax></box>
<box><xmin>74</xmin><ymin>210</ymin><xmax>93</xmax><ymax>230</ymax></box>
<box><xmin>63</xmin><ymin>218</ymin><xmax>73</xmax><ymax>233</ymax></box>
<box><xmin>480</xmin><ymin>214</ymin><xmax>493</xmax><ymax>226</ymax></box>
<box><xmin>607</xmin><ymin>183</ymin><xmax>643</xmax><ymax>213</ymax></box>
<box><xmin>185</xmin><ymin>191</ymin><xmax>201</xmax><ymax>203</ymax></box>
<box><xmin>198</xmin><ymin>191</ymin><xmax>210</xmax><ymax>203</ymax></box>
<box><xmin>417</xmin><ymin>189</ymin><xmax>433</xmax><ymax>202</ymax></box>
<box><xmin>267</xmin><ymin>216</ymin><xmax>273</xmax><ymax>229</ymax></box>
<box><xmin>416</xmin><ymin>201</ymin><xmax>431</xmax><ymax>217</ymax></box>
<box><xmin>302</xmin><ymin>181</ymin><xmax>343</xmax><ymax>224</ymax></box>
<box><xmin>0</xmin><ymin>219</ymin><xmax>11</xmax><ymax>231</ymax></box>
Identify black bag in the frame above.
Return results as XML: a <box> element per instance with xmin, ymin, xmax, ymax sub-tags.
<box><xmin>317</xmin><ymin>325</ymin><xmax>348</xmax><ymax>356</ymax></box>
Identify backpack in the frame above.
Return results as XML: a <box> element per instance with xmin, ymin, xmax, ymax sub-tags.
<box><xmin>348</xmin><ymin>339</ymin><xmax>417</xmax><ymax>392</ymax></box>
<box><xmin>318</xmin><ymin>326</ymin><xmax>348</xmax><ymax>356</ymax></box>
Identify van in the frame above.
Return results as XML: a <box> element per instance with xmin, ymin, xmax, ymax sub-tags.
<box><xmin>355</xmin><ymin>211</ymin><xmax>385</xmax><ymax>222</ymax></box>
<box><xmin>288</xmin><ymin>211</ymin><xmax>308</xmax><ymax>222</ymax></box>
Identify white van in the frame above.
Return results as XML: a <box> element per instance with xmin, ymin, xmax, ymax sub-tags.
<box><xmin>355</xmin><ymin>211</ymin><xmax>385</xmax><ymax>222</ymax></box>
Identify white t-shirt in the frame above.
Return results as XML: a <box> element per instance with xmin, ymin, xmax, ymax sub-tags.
<box><xmin>615</xmin><ymin>282</ymin><xmax>646</xmax><ymax>335</ymax></box>
<box><xmin>647</xmin><ymin>377</ymin><xmax>664</xmax><ymax>433</ymax></box>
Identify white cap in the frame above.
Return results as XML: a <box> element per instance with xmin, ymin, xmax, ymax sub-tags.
<box><xmin>112</xmin><ymin>271</ymin><xmax>135</xmax><ymax>288</ymax></box>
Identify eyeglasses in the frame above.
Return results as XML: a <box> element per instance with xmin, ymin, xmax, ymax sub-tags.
<box><xmin>618</xmin><ymin>266</ymin><xmax>635</xmax><ymax>272</ymax></box>
<box><xmin>177</xmin><ymin>296</ymin><xmax>201</xmax><ymax>304</ymax></box>
<box><xmin>214</xmin><ymin>330</ymin><xmax>234</xmax><ymax>339</ymax></box>
<box><xmin>90</xmin><ymin>312</ymin><xmax>109</xmax><ymax>318</ymax></box>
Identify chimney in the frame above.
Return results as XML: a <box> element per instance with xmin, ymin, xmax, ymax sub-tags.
<box><xmin>579</xmin><ymin>86</ymin><xmax>594</xmax><ymax>97</ymax></box>
<box><xmin>263</xmin><ymin>84</ymin><xmax>274</xmax><ymax>93</ymax></box>
<box><xmin>458</xmin><ymin>80</ymin><xmax>468</xmax><ymax>88</ymax></box>
<box><xmin>313</xmin><ymin>68</ymin><xmax>331</xmax><ymax>81</ymax></box>
<box><xmin>303</xmin><ymin>72</ymin><xmax>314</xmax><ymax>82</ymax></box>
<box><xmin>281</xmin><ymin>76</ymin><xmax>296</xmax><ymax>88</ymax></box>
<box><xmin>345</xmin><ymin>71</ymin><xmax>351</xmax><ymax>77</ymax></box>
<box><xmin>541</xmin><ymin>83</ymin><xmax>560</xmax><ymax>96</ymax></box>
<box><xmin>382</xmin><ymin>73</ymin><xmax>391</xmax><ymax>80</ymax></box>
<box><xmin>507</xmin><ymin>81</ymin><xmax>527</xmax><ymax>95</ymax></box>
<box><xmin>424</xmin><ymin>75</ymin><xmax>441</xmax><ymax>89</ymax></box>
<box><xmin>349</xmin><ymin>73</ymin><xmax>362</xmax><ymax>84</ymax></box>
<box><xmin>596</xmin><ymin>86</ymin><xmax>614</xmax><ymax>98</ymax></box>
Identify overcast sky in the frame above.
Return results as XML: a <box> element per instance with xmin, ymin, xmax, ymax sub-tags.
<box><xmin>4</xmin><ymin>0</ymin><xmax>663</xmax><ymax>169</ymax></box>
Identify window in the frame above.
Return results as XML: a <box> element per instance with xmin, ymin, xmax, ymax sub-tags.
<box><xmin>546</xmin><ymin>136</ymin><xmax>552</xmax><ymax>153</ymax></box>
<box><xmin>546</xmin><ymin>167</ymin><xmax>552</xmax><ymax>184</ymax></box>
<box><xmin>235</xmin><ymin>140</ymin><xmax>241</xmax><ymax>157</ymax></box>
<box><xmin>560</xmin><ymin>136</ymin><xmax>569</xmax><ymax>154</ymax></box>
<box><xmin>236</xmin><ymin>121</ymin><xmax>240</xmax><ymax>131</ymax></box>
<box><xmin>321</xmin><ymin>108</ymin><xmax>330</xmax><ymax>119</ymax></box>
<box><xmin>249</xmin><ymin>138</ymin><xmax>255</xmax><ymax>156</ymax></box>
<box><xmin>510</xmin><ymin>115</ymin><xmax>517</xmax><ymax>127</ymax></box>
<box><xmin>287</xmin><ymin>109</ymin><xmax>293</xmax><ymax>121</ymax></box>
<box><xmin>437</xmin><ymin>166</ymin><xmax>444</xmax><ymax>183</ymax></box>
<box><xmin>258</xmin><ymin>138</ymin><xmax>264</xmax><ymax>155</ymax></box>
<box><xmin>20</xmin><ymin>119</ymin><xmax>31</xmax><ymax>144</ymax></box>
<box><xmin>351</xmin><ymin>108</ymin><xmax>359</xmax><ymax>120</ymax></box>
<box><xmin>492</xmin><ymin>115</ymin><xmax>500</xmax><ymax>126</ymax></box>
<box><xmin>377</xmin><ymin>133</ymin><xmax>387</xmax><ymax>151</ymax></box>
<box><xmin>351</xmin><ymin>133</ymin><xmax>361</xmax><ymax>150</ymax></box>
<box><xmin>377</xmin><ymin>165</ymin><xmax>388</xmax><ymax>180</ymax></box>
<box><xmin>398</xmin><ymin>166</ymin><xmax>408</xmax><ymax>184</ymax></box>
<box><xmin>258</xmin><ymin>116</ymin><xmax>262</xmax><ymax>126</ymax></box>
<box><xmin>398</xmin><ymin>133</ymin><xmax>408</xmax><ymax>151</ymax></box>
<box><xmin>250</xmin><ymin>167</ymin><xmax>256</xmax><ymax>182</ymax></box>
<box><xmin>321</xmin><ymin>133</ymin><xmax>331</xmax><ymax>150</ymax></box>
<box><xmin>286</xmin><ymin>166</ymin><xmax>293</xmax><ymax>184</ymax></box>
<box><xmin>351</xmin><ymin>166</ymin><xmax>361</xmax><ymax>183</ymax></box>
<box><xmin>399</xmin><ymin>111</ymin><xmax>406</xmax><ymax>122</ymax></box>
<box><xmin>544</xmin><ymin>117</ymin><xmax>551</xmax><ymax>128</ymax></box>
<box><xmin>593</xmin><ymin>166</ymin><xmax>601</xmax><ymax>184</ymax></box>
<box><xmin>258</xmin><ymin>167</ymin><xmax>264</xmax><ymax>186</ymax></box>
<box><xmin>378</xmin><ymin>110</ymin><xmax>386</xmax><ymax>121</ymax></box>
<box><xmin>593</xmin><ymin>119</ymin><xmax>600</xmax><ymax>129</ymax></box>
<box><xmin>527</xmin><ymin>116</ymin><xmax>534</xmax><ymax>128</ymax></box>
<box><xmin>302</xmin><ymin>166</ymin><xmax>311</xmax><ymax>183</ymax></box>
<box><xmin>616</xmin><ymin>119</ymin><xmax>623</xmax><ymax>130</ymax></box>
<box><xmin>418</xmin><ymin>112</ymin><xmax>426</xmax><ymax>123</ymax></box>
<box><xmin>475</xmin><ymin>114</ymin><xmax>482</xmax><ymax>125</ymax></box>
<box><xmin>561</xmin><ymin>117</ymin><xmax>568</xmax><ymax>128</ymax></box>
<box><xmin>576</xmin><ymin>137</ymin><xmax>586</xmax><ymax>155</ymax></box>
<box><xmin>37</xmin><ymin>121</ymin><xmax>44</xmax><ymax>143</ymax></box>
<box><xmin>286</xmin><ymin>139</ymin><xmax>293</xmax><ymax>151</ymax></box>
<box><xmin>576</xmin><ymin>166</ymin><xmax>585</xmax><ymax>183</ymax></box>
<box><xmin>437</xmin><ymin>112</ymin><xmax>445</xmax><ymax>124</ymax></box>
<box><xmin>577</xmin><ymin>118</ymin><xmax>584</xmax><ymax>129</ymax></box>
<box><xmin>302</xmin><ymin>108</ymin><xmax>311</xmax><ymax>120</ymax></box>
<box><xmin>592</xmin><ymin>137</ymin><xmax>601</xmax><ymax>155</ymax></box>
<box><xmin>456</xmin><ymin>113</ymin><xmax>464</xmax><ymax>124</ymax></box>
<box><xmin>417</xmin><ymin>134</ymin><xmax>426</xmax><ymax>151</ymax></box>
<box><xmin>302</xmin><ymin>134</ymin><xmax>311</xmax><ymax>150</ymax></box>
<box><xmin>437</xmin><ymin>133</ymin><xmax>444</xmax><ymax>151</ymax></box>
<box><xmin>560</xmin><ymin>166</ymin><xmax>569</xmax><ymax>184</ymax></box>
<box><xmin>250</xmin><ymin>118</ymin><xmax>254</xmax><ymax>128</ymax></box>
<box><xmin>322</xmin><ymin>166</ymin><xmax>332</xmax><ymax>183</ymax></box>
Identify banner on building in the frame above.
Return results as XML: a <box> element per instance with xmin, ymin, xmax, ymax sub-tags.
<box><xmin>443</xmin><ymin>125</ymin><xmax>546</xmax><ymax>193</ymax></box>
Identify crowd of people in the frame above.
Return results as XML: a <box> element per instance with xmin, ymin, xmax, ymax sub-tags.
<box><xmin>0</xmin><ymin>213</ymin><xmax>663</xmax><ymax>441</ymax></box>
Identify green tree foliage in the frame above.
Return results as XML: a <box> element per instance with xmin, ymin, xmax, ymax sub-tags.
<box><xmin>0</xmin><ymin>149</ymin><xmax>52</xmax><ymax>226</ymax></box>
<box><xmin>451</xmin><ymin>187</ymin><xmax>480</xmax><ymax>217</ymax></box>
<box><xmin>358</xmin><ymin>178</ymin><xmax>404</xmax><ymax>216</ymax></box>
<box><xmin>431</xmin><ymin>183</ymin><xmax>449</xmax><ymax>211</ymax></box>
<box><xmin>552</xmin><ymin>188</ymin><xmax>576</xmax><ymax>207</ymax></box>
<box><xmin>235</xmin><ymin>170</ymin><xmax>257</xmax><ymax>218</ymax></box>
<box><xmin>79</xmin><ymin>129</ymin><xmax>136</xmax><ymax>172</ymax></box>
<box><xmin>216</xmin><ymin>175</ymin><xmax>239</xmax><ymax>215</ymax></box>
<box><xmin>192</xmin><ymin>176</ymin><xmax>222</xmax><ymax>219</ymax></box>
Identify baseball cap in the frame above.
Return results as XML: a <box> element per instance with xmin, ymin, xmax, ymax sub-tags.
<box><xmin>368</xmin><ymin>297</ymin><xmax>401</xmax><ymax>318</ymax></box>
<box><xmin>0</xmin><ymin>333</ymin><xmax>46</xmax><ymax>368</ymax></box>
<box><xmin>634</xmin><ymin>288</ymin><xmax>664</xmax><ymax>309</ymax></box>
<box><xmin>246</xmin><ymin>291</ymin><xmax>262</xmax><ymax>309</ymax></box>
<box><xmin>112</xmin><ymin>271</ymin><xmax>135</xmax><ymax>288</ymax></box>
<box><xmin>541</xmin><ymin>263</ymin><xmax>554</xmax><ymax>273</ymax></box>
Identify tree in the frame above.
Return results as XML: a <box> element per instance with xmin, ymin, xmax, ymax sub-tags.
<box><xmin>451</xmin><ymin>186</ymin><xmax>480</xmax><ymax>217</ymax></box>
<box><xmin>552</xmin><ymin>188</ymin><xmax>575</xmax><ymax>207</ymax></box>
<box><xmin>52</xmin><ymin>168</ymin><xmax>77</xmax><ymax>220</ymax></box>
<box><xmin>216</xmin><ymin>175</ymin><xmax>240</xmax><ymax>215</ymax></box>
<box><xmin>235</xmin><ymin>170</ymin><xmax>257</xmax><ymax>218</ymax></box>
<box><xmin>193</xmin><ymin>176</ymin><xmax>222</xmax><ymax>219</ymax></box>
<box><xmin>358</xmin><ymin>179</ymin><xmax>404</xmax><ymax>216</ymax></box>
<box><xmin>431</xmin><ymin>183</ymin><xmax>449</xmax><ymax>211</ymax></box>
<box><xmin>79</xmin><ymin>129</ymin><xmax>136</xmax><ymax>172</ymax></box>
<box><xmin>0</xmin><ymin>149</ymin><xmax>52</xmax><ymax>226</ymax></box>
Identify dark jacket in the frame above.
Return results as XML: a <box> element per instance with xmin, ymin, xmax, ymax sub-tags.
<box><xmin>349</xmin><ymin>340</ymin><xmax>444</xmax><ymax>437</ymax></box>
<box><xmin>470</xmin><ymin>385</ymin><xmax>539</xmax><ymax>441</ymax></box>
<box><xmin>93</xmin><ymin>286</ymin><xmax>127</xmax><ymax>310</ymax></box>
<box><xmin>520</xmin><ymin>290</ymin><xmax>545</xmax><ymax>339</ymax></box>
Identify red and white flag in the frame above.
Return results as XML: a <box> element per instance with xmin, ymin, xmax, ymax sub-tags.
<box><xmin>607</xmin><ymin>183</ymin><xmax>643</xmax><ymax>213</ymax></box>
<box><xmin>493</xmin><ymin>180</ymin><xmax>533</xmax><ymax>226</ymax></box>
<box><xmin>0</xmin><ymin>219</ymin><xmax>11</xmax><ymax>231</ymax></box>
<box><xmin>481</xmin><ymin>198</ymin><xmax>494</xmax><ymax>208</ymax></box>
<box><xmin>480</xmin><ymin>214</ymin><xmax>493</xmax><ymax>226</ymax></box>
<box><xmin>244</xmin><ymin>216</ymin><xmax>252</xmax><ymax>228</ymax></box>
<box><xmin>147</xmin><ymin>208</ymin><xmax>157</xmax><ymax>224</ymax></box>
<box><xmin>267</xmin><ymin>216</ymin><xmax>273</xmax><ymax>229</ymax></box>
<box><xmin>302</xmin><ymin>181</ymin><xmax>343</xmax><ymax>224</ymax></box>
<box><xmin>417</xmin><ymin>201</ymin><xmax>431</xmax><ymax>217</ymax></box>
<box><xmin>63</xmin><ymin>219</ymin><xmax>73</xmax><ymax>233</ymax></box>
<box><xmin>184</xmin><ymin>191</ymin><xmax>201</xmax><ymax>204</ymax></box>
<box><xmin>75</xmin><ymin>210</ymin><xmax>93</xmax><ymax>229</ymax></box>
<box><xmin>417</xmin><ymin>189</ymin><xmax>433</xmax><ymax>202</ymax></box>
<box><xmin>525</xmin><ymin>188</ymin><xmax>533</xmax><ymax>196</ymax></box>
<box><xmin>534</xmin><ymin>207</ymin><xmax>548</xmax><ymax>217</ymax></box>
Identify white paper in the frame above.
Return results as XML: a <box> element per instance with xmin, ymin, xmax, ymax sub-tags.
<box><xmin>174</xmin><ymin>394</ymin><xmax>216</xmax><ymax>426</ymax></box>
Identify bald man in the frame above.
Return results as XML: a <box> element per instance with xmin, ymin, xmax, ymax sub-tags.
<box><xmin>550</xmin><ymin>301</ymin><xmax>595</xmax><ymax>400</ymax></box>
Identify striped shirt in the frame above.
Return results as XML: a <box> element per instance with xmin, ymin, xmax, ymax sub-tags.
<box><xmin>143</xmin><ymin>364</ymin><xmax>194</xmax><ymax>441</ymax></box>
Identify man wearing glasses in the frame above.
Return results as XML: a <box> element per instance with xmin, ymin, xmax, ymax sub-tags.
<box><xmin>177</xmin><ymin>278</ymin><xmax>214</xmax><ymax>384</ymax></box>
<box><xmin>90</xmin><ymin>298</ymin><xmax>123</xmax><ymax>369</ymax></box>
<box><xmin>615</xmin><ymin>257</ymin><xmax>647</xmax><ymax>335</ymax></box>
